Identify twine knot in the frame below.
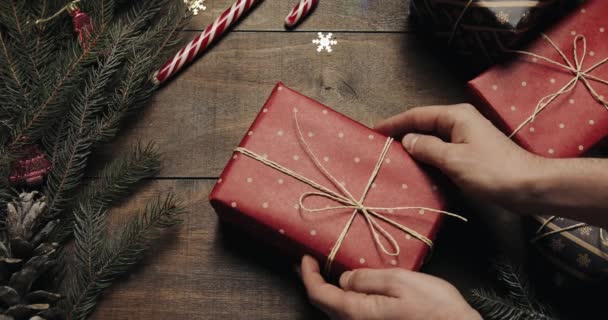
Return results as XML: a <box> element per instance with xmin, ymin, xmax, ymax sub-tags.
<box><xmin>509</xmin><ymin>34</ymin><xmax>608</xmax><ymax>136</ymax></box>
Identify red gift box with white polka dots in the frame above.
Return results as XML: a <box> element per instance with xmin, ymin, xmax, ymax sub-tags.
<box><xmin>209</xmin><ymin>83</ymin><xmax>449</xmax><ymax>277</ymax></box>
<box><xmin>468</xmin><ymin>0</ymin><xmax>608</xmax><ymax>158</ymax></box>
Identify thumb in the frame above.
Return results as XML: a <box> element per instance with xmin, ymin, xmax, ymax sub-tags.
<box><xmin>339</xmin><ymin>269</ymin><xmax>406</xmax><ymax>297</ymax></box>
<box><xmin>402</xmin><ymin>133</ymin><xmax>451</xmax><ymax>169</ymax></box>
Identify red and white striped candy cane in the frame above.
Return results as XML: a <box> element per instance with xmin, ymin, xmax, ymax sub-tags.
<box><xmin>285</xmin><ymin>0</ymin><xmax>318</xmax><ymax>28</ymax></box>
<box><xmin>154</xmin><ymin>0</ymin><xmax>259</xmax><ymax>85</ymax></box>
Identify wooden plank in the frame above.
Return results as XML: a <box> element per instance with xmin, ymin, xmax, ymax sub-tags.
<box><xmin>89</xmin><ymin>179</ymin><xmax>500</xmax><ymax>320</ymax></box>
<box><xmin>90</xmin><ymin>179</ymin><xmax>322</xmax><ymax>320</ymax></box>
<box><xmin>90</xmin><ymin>32</ymin><xmax>466</xmax><ymax>178</ymax></box>
<box><xmin>188</xmin><ymin>0</ymin><xmax>411</xmax><ymax>32</ymax></box>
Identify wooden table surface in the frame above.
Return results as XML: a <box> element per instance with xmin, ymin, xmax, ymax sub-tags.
<box><xmin>87</xmin><ymin>1</ymin><xmax>541</xmax><ymax>319</ymax></box>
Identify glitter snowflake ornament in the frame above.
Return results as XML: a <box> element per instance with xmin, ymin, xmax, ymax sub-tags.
<box><xmin>185</xmin><ymin>0</ymin><xmax>206</xmax><ymax>15</ymax></box>
<box><xmin>496</xmin><ymin>11</ymin><xmax>510</xmax><ymax>25</ymax></box>
<box><xmin>313</xmin><ymin>32</ymin><xmax>337</xmax><ymax>53</ymax></box>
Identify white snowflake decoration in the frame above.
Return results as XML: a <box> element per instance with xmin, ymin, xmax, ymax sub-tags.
<box><xmin>496</xmin><ymin>11</ymin><xmax>510</xmax><ymax>25</ymax></box>
<box><xmin>185</xmin><ymin>0</ymin><xmax>206</xmax><ymax>15</ymax></box>
<box><xmin>576</xmin><ymin>253</ymin><xmax>591</xmax><ymax>268</ymax></box>
<box><xmin>312</xmin><ymin>32</ymin><xmax>337</xmax><ymax>53</ymax></box>
<box><xmin>578</xmin><ymin>225</ymin><xmax>592</xmax><ymax>236</ymax></box>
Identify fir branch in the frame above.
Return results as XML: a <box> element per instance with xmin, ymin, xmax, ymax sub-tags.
<box><xmin>67</xmin><ymin>28</ymin><xmax>129</xmax><ymax>135</ymax></box>
<box><xmin>79</xmin><ymin>142</ymin><xmax>160</xmax><ymax>211</ymax></box>
<box><xmin>9</xmin><ymin>20</ymin><xmax>107</xmax><ymax>147</ymax></box>
<box><xmin>41</xmin><ymin>117</ymin><xmax>68</xmax><ymax>168</ymax></box>
<box><xmin>45</xmin><ymin>129</ymin><xmax>93</xmax><ymax>219</ymax></box>
<box><xmin>52</xmin><ymin>143</ymin><xmax>161</xmax><ymax>243</ymax></box>
<box><xmin>0</xmin><ymin>32</ymin><xmax>31</xmax><ymax>117</ymax></box>
<box><xmin>65</xmin><ymin>195</ymin><xmax>183</xmax><ymax>320</ymax></box>
<box><xmin>468</xmin><ymin>259</ymin><xmax>556</xmax><ymax>320</ymax></box>
<box><xmin>44</xmin><ymin>23</ymin><xmax>137</xmax><ymax>217</ymax></box>
<box><xmin>73</xmin><ymin>205</ymin><xmax>107</xmax><ymax>279</ymax></box>
<box><xmin>148</xmin><ymin>3</ymin><xmax>190</xmax><ymax>66</ymax></box>
<box><xmin>470</xmin><ymin>289</ymin><xmax>535</xmax><ymax>320</ymax></box>
<box><xmin>494</xmin><ymin>258</ymin><xmax>534</xmax><ymax>310</ymax></box>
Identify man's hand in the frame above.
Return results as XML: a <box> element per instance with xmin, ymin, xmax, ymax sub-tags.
<box><xmin>300</xmin><ymin>256</ymin><xmax>481</xmax><ymax>320</ymax></box>
<box><xmin>374</xmin><ymin>104</ymin><xmax>543</xmax><ymax>212</ymax></box>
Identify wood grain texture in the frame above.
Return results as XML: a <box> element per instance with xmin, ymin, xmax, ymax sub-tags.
<box><xmin>91</xmin><ymin>31</ymin><xmax>466</xmax><ymax>178</ymax></box>
<box><xmin>90</xmin><ymin>180</ymin><xmax>323</xmax><ymax>320</ymax></box>
<box><xmin>89</xmin><ymin>180</ymin><xmax>500</xmax><ymax>320</ymax></box>
<box><xmin>82</xmin><ymin>1</ymin><xmax>542</xmax><ymax>318</ymax></box>
<box><xmin>188</xmin><ymin>0</ymin><xmax>411</xmax><ymax>32</ymax></box>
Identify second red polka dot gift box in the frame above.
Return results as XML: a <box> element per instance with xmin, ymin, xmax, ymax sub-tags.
<box><xmin>209</xmin><ymin>83</ymin><xmax>464</xmax><ymax>278</ymax></box>
<box><xmin>468</xmin><ymin>0</ymin><xmax>608</xmax><ymax>158</ymax></box>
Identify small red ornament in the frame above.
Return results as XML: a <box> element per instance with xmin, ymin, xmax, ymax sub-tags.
<box><xmin>9</xmin><ymin>145</ymin><xmax>52</xmax><ymax>186</ymax></box>
<box><xmin>68</xmin><ymin>6</ymin><xmax>93</xmax><ymax>49</ymax></box>
<box><xmin>36</xmin><ymin>0</ymin><xmax>93</xmax><ymax>49</ymax></box>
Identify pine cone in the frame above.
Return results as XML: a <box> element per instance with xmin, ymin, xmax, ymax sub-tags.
<box><xmin>1</xmin><ymin>192</ymin><xmax>64</xmax><ymax>320</ymax></box>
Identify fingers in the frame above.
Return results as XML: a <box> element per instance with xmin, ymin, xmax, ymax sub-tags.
<box><xmin>339</xmin><ymin>269</ymin><xmax>405</xmax><ymax>297</ymax></box>
<box><xmin>402</xmin><ymin>133</ymin><xmax>453</xmax><ymax>169</ymax></box>
<box><xmin>374</xmin><ymin>104</ymin><xmax>477</xmax><ymax>140</ymax></box>
<box><xmin>300</xmin><ymin>256</ymin><xmax>346</xmax><ymax>312</ymax></box>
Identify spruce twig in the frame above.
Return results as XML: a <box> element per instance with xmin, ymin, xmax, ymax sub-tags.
<box><xmin>65</xmin><ymin>195</ymin><xmax>183</xmax><ymax>320</ymax></box>
<box><xmin>52</xmin><ymin>143</ymin><xmax>161</xmax><ymax>243</ymax></box>
<box><xmin>0</xmin><ymin>0</ymin><xmax>190</xmax><ymax>318</ymax></box>
<box><xmin>468</xmin><ymin>259</ymin><xmax>556</xmax><ymax>320</ymax></box>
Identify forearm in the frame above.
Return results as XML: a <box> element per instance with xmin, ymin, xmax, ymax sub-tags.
<box><xmin>517</xmin><ymin>158</ymin><xmax>608</xmax><ymax>227</ymax></box>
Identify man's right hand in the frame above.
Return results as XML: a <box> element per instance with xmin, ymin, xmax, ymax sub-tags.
<box><xmin>374</xmin><ymin>104</ymin><xmax>544</xmax><ymax>212</ymax></box>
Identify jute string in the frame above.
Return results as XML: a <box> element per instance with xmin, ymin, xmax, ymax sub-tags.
<box><xmin>505</xmin><ymin>34</ymin><xmax>608</xmax><ymax>243</ymax></box>
<box><xmin>235</xmin><ymin>110</ymin><xmax>466</xmax><ymax>275</ymax></box>
<box><xmin>36</xmin><ymin>0</ymin><xmax>80</xmax><ymax>24</ymax></box>
<box><xmin>505</xmin><ymin>33</ymin><xmax>608</xmax><ymax>137</ymax></box>
<box><xmin>448</xmin><ymin>0</ymin><xmax>474</xmax><ymax>45</ymax></box>
<box><xmin>533</xmin><ymin>216</ymin><xmax>607</xmax><ymax>245</ymax></box>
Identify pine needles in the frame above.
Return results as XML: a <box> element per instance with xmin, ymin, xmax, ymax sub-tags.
<box><xmin>65</xmin><ymin>195</ymin><xmax>183</xmax><ymax>320</ymax></box>
<box><xmin>0</xmin><ymin>0</ymin><xmax>190</xmax><ymax>318</ymax></box>
<box><xmin>469</xmin><ymin>259</ymin><xmax>556</xmax><ymax>320</ymax></box>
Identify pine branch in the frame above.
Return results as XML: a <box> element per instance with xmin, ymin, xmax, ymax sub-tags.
<box><xmin>494</xmin><ymin>258</ymin><xmax>534</xmax><ymax>310</ymax></box>
<box><xmin>67</xmin><ymin>28</ymin><xmax>129</xmax><ymax>136</ymax></box>
<box><xmin>45</xmin><ymin>129</ymin><xmax>93</xmax><ymax>219</ymax></box>
<box><xmin>0</xmin><ymin>32</ymin><xmax>31</xmax><ymax>121</ymax></box>
<box><xmin>44</xmin><ymin>23</ymin><xmax>141</xmax><ymax>218</ymax></box>
<box><xmin>470</xmin><ymin>289</ymin><xmax>530</xmax><ymax>320</ymax></box>
<box><xmin>468</xmin><ymin>259</ymin><xmax>557</xmax><ymax>320</ymax></box>
<box><xmin>73</xmin><ymin>205</ymin><xmax>107</xmax><ymax>279</ymax></box>
<box><xmin>52</xmin><ymin>143</ymin><xmax>161</xmax><ymax>243</ymax></box>
<box><xmin>9</xmin><ymin>21</ymin><xmax>106</xmax><ymax>147</ymax></box>
<box><xmin>65</xmin><ymin>195</ymin><xmax>183</xmax><ymax>320</ymax></box>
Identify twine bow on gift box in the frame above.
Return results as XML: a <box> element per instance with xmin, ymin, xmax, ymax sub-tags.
<box><xmin>506</xmin><ymin>33</ymin><xmax>608</xmax><ymax>137</ymax></box>
<box><xmin>235</xmin><ymin>109</ymin><xmax>466</xmax><ymax>275</ymax></box>
<box><xmin>504</xmin><ymin>34</ymin><xmax>608</xmax><ymax>246</ymax></box>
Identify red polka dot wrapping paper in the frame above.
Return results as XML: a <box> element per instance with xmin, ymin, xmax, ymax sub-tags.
<box><xmin>209</xmin><ymin>83</ymin><xmax>449</xmax><ymax>278</ymax></box>
<box><xmin>468</xmin><ymin>0</ymin><xmax>608</xmax><ymax>158</ymax></box>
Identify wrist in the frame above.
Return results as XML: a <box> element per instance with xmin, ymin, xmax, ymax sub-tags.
<box><xmin>507</xmin><ymin>155</ymin><xmax>559</xmax><ymax>215</ymax></box>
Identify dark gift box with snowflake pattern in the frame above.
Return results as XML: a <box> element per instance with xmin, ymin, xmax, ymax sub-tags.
<box><xmin>532</xmin><ymin>216</ymin><xmax>608</xmax><ymax>280</ymax></box>
<box><xmin>409</xmin><ymin>0</ymin><xmax>581</xmax><ymax>70</ymax></box>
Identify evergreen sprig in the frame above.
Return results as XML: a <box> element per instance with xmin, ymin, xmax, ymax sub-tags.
<box><xmin>65</xmin><ymin>195</ymin><xmax>183</xmax><ymax>320</ymax></box>
<box><xmin>52</xmin><ymin>142</ymin><xmax>162</xmax><ymax>243</ymax></box>
<box><xmin>469</xmin><ymin>259</ymin><xmax>556</xmax><ymax>320</ymax></box>
<box><xmin>0</xmin><ymin>0</ymin><xmax>190</xmax><ymax>318</ymax></box>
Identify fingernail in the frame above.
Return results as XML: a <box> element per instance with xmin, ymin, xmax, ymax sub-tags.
<box><xmin>339</xmin><ymin>270</ymin><xmax>352</xmax><ymax>288</ymax></box>
<box><xmin>402</xmin><ymin>134</ymin><xmax>419</xmax><ymax>153</ymax></box>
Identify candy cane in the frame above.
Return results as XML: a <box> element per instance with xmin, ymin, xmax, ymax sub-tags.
<box><xmin>154</xmin><ymin>0</ymin><xmax>259</xmax><ymax>85</ymax></box>
<box><xmin>285</xmin><ymin>0</ymin><xmax>318</xmax><ymax>28</ymax></box>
